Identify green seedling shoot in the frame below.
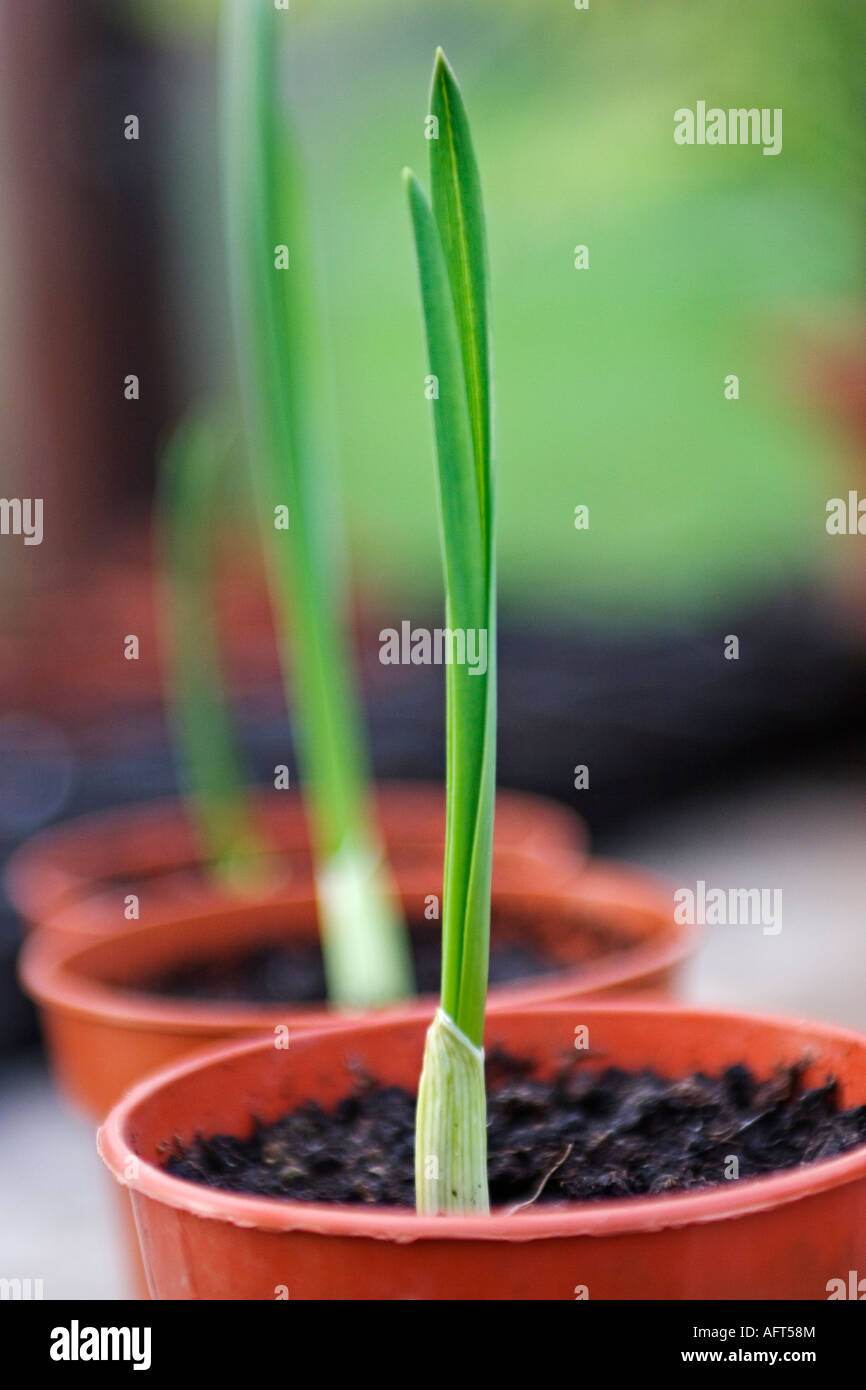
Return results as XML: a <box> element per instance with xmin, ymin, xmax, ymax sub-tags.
<box><xmin>405</xmin><ymin>50</ymin><xmax>497</xmax><ymax>1213</ymax></box>
<box><xmin>221</xmin><ymin>0</ymin><xmax>413</xmax><ymax>1006</ymax></box>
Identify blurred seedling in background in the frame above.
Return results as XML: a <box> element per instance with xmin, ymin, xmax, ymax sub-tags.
<box><xmin>158</xmin><ymin>408</ymin><xmax>271</xmax><ymax>891</ymax></box>
<box><xmin>157</xmin><ymin>0</ymin><xmax>414</xmax><ymax>1008</ymax></box>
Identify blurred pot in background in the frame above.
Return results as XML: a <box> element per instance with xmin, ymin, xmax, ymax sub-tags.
<box><xmin>19</xmin><ymin>863</ymin><xmax>686</xmax><ymax>1123</ymax></box>
<box><xmin>6</xmin><ymin>782</ymin><xmax>588</xmax><ymax>932</ymax></box>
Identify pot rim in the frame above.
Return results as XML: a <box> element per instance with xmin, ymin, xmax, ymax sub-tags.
<box><xmin>97</xmin><ymin>1000</ymin><xmax>866</xmax><ymax>1244</ymax></box>
<box><xmin>19</xmin><ymin>863</ymin><xmax>693</xmax><ymax>1034</ymax></box>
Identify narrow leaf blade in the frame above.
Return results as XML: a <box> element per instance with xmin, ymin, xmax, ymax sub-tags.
<box><xmin>405</xmin><ymin>153</ymin><xmax>496</xmax><ymax>1046</ymax></box>
<box><xmin>429</xmin><ymin>48</ymin><xmax>493</xmax><ymax>541</ymax></box>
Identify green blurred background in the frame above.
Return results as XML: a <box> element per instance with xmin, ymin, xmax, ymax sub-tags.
<box><xmin>116</xmin><ymin>0</ymin><xmax>865</xmax><ymax>619</ymax></box>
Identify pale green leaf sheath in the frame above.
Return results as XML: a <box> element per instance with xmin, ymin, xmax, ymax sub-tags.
<box><xmin>407</xmin><ymin>50</ymin><xmax>496</xmax><ymax>1215</ymax></box>
<box><xmin>221</xmin><ymin>0</ymin><xmax>413</xmax><ymax>1006</ymax></box>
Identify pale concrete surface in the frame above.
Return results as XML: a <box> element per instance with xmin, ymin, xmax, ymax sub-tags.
<box><xmin>2</xmin><ymin>766</ymin><xmax>865</xmax><ymax>1299</ymax></box>
<box><xmin>0</xmin><ymin>1056</ymin><xmax>129</xmax><ymax>1300</ymax></box>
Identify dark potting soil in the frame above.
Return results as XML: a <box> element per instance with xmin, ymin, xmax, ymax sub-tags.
<box><xmin>165</xmin><ymin>1052</ymin><xmax>866</xmax><ymax>1207</ymax></box>
<box><xmin>139</xmin><ymin>920</ymin><xmax>564</xmax><ymax>1004</ymax></box>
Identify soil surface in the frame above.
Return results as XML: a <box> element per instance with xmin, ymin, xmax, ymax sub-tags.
<box><xmin>165</xmin><ymin>1052</ymin><xmax>866</xmax><ymax>1206</ymax></box>
<box><xmin>140</xmin><ymin>921</ymin><xmax>563</xmax><ymax>1003</ymax></box>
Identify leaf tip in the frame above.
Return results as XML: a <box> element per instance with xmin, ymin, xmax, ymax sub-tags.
<box><xmin>431</xmin><ymin>45</ymin><xmax>455</xmax><ymax>94</ymax></box>
<box><xmin>403</xmin><ymin>166</ymin><xmax>427</xmax><ymax>213</ymax></box>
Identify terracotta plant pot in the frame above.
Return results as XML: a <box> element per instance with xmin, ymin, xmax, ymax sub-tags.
<box><xmin>20</xmin><ymin>861</ymin><xmax>687</xmax><ymax>1121</ymax></box>
<box><xmin>5</xmin><ymin>782</ymin><xmax>587</xmax><ymax>929</ymax></box>
<box><xmin>98</xmin><ymin>1000</ymin><xmax>866</xmax><ymax>1300</ymax></box>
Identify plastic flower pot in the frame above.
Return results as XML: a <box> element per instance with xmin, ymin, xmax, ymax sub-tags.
<box><xmin>97</xmin><ymin>999</ymin><xmax>866</xmax><ymax>1300</ymax></box>
<box><xmin>20</xmin><ymin>861</ymin><xmax>687</xmax><ymax>1121</ymax></box>
<box><xmin>5</xmin><ymin>782</ymin><xmax>587</xmax><ymax>930</ymax></box>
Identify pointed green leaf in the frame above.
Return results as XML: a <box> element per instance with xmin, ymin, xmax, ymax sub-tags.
<box><xmin>429</xmin><ymin>48</ymin><xmax>493</xmax><ymax>555</ymax></box>
<box><xmin>405</xmin><ymin>47</ymin><xmax>497</xmax><ymax>1054</ymax></box>
<box><xmin>404</xmin><ymin>169</ymin><xmax>480</xmax><ymax>615</ymax></box>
